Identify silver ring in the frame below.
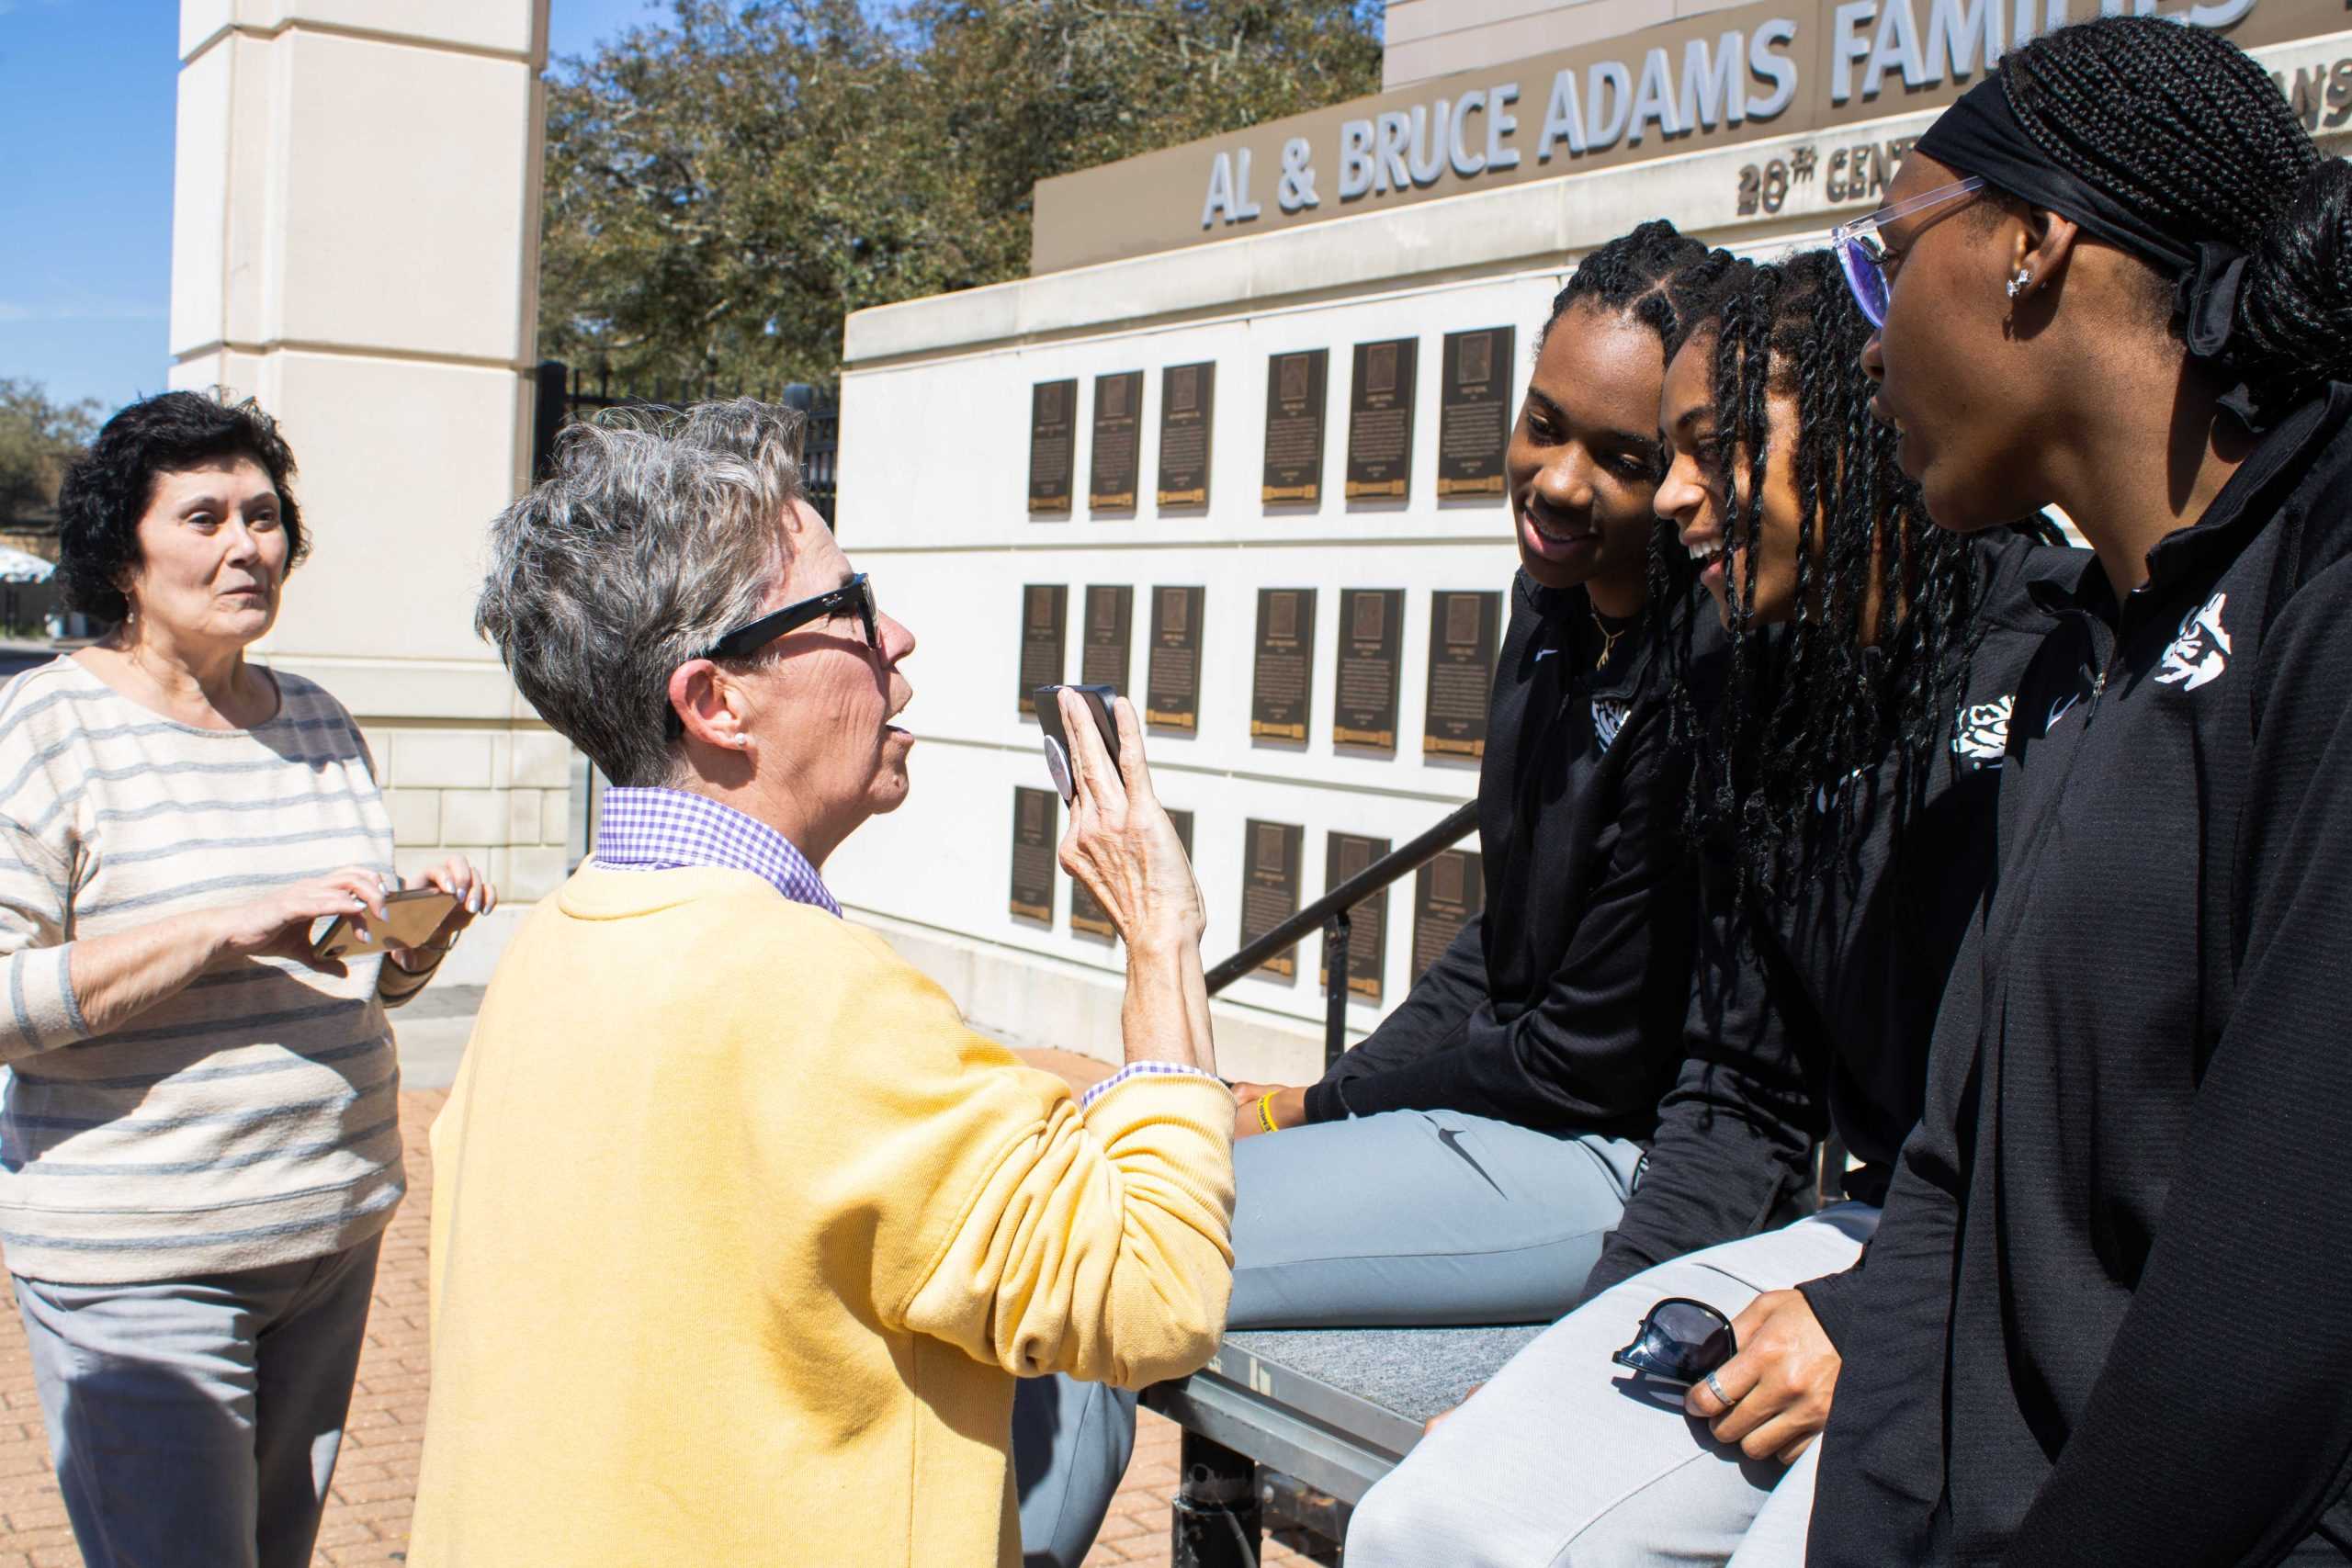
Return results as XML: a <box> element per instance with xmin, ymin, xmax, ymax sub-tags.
<box><xmin>1704</xmin><ymin>1370</ymin><xmax>1733</xmax><ymax>1407</ymax></box>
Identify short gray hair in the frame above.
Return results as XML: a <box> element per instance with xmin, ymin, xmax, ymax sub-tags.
<box><xmin>476</xmin><ymin>399</ymin><xmax>806</xmax><ymax>786</ymax></box>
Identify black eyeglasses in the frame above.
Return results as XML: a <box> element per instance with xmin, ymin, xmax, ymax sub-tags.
<box><xmin>1611</xmin><ymin>1297</ymin><xmax>1736</xmax><ymax>1385</ymax></box>
<box><xmin>702</xmin><ymin>573</ymin><xmax>880</xmax><ymax>662</ymax></box>
<box><xmin>666</xmin><ymin>573</ymin><xmax>883</xmax><ymax>739</ymax></box>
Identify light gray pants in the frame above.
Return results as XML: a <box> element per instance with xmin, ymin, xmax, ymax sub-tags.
<box><xmin>1015</xmin><ymin>1109</ymin><xmax>1645</xmax><ymax>1567</ymax></box>
<box><xmin>1344</xmin><ymin>1203</ymin><xmax>1880</xmax><ymax>1568</ymax></box>
<box><xmin>12</xmin><ymin>1234</ymin><xmax>383</xmax><ymax>1568</ymax></box>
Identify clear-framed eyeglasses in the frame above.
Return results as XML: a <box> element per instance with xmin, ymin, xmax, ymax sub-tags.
<box><xmin>1828</xmin><ymin>175</ymin><xmax>1987</xmax><ymax>329</ymax></box>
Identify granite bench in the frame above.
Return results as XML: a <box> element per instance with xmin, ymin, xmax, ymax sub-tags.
<box><xmin>1140</xmin><ymin>1323</ymin><xmax>1547</xmax><ymax>1565</ymax></box>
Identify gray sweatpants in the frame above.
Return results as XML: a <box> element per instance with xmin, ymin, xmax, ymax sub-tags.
<box><xmin>1015</xmin><ymin>1109</ymin><xmax>1644</xmax><ymax>1566</ymax></box>
<box><xmin>1345</xmin><ymin>1203</ymin><xmax>1880</xmax><ymax>1568</ymax></box>
<box><xmin>12</xmin><ymin>1234</ymin><xmax>383</xmax><ymax>1568</ymax></box>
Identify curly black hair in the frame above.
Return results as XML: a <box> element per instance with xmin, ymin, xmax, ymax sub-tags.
<box><xmin>1661</xmin><ymin>251</ymin><xmax>2007</xmax><ymax>896</ymax></box>
<box><xmin>1994</xmin><ymin>16</ymin><xmax>2352</xmax><ymax>414</ymax></box>
<box><xmin>1543</xmin><ymin>218</ymin><xmax>1716</xmax><ymax>355</ymax></box>
<box><xmin>55</xmin><ymin>392</ymin><xmax>308</xmax><ymax>626</ymax></box>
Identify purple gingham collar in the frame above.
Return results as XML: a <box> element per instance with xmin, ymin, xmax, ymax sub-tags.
<box><xmin>593</xmin><ymin>787</ymin><xmax>841</xmax><ymax>917</ymax></box>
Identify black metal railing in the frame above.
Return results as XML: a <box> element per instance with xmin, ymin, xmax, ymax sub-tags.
<box><xmin>1204</xmin><ymin>798</ymin><xmax>1479</xmax><ymax>1066</ymax></box>
<box><xmin>530</xmin><ymin>360</ymin><xmax>839</xmax><ymax>528</ymax></box>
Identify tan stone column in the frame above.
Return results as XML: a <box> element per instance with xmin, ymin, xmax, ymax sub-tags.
<box><xmin>170</xmin><ymin>1</ymin><xmax>564</xmax><ymax>974</ymax></box>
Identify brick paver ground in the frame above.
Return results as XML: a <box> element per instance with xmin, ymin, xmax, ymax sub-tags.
<box><xmin>0</xmin><ymin>1072</ymin><xmax>1335</xmax><ymax>1565</ymax></box>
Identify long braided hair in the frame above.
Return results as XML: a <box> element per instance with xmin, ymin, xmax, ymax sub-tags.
<box><xmin>1542</xmin><ymin>219</ymin><xmax>1714</xmax><ymax>355</ymax></box>
<box><xmin>1995</xmin><ymin>16</ymin><xmax>2352</xmax><ymax>415</ymax></box>
<box><xmin>1660</xmin><ymin>251</ymin><xmax>2048</xmax><ymax>894</ymax></box>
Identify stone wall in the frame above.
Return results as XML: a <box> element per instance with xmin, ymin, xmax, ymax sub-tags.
<box><xmin>1382</xmin><ymin>0</ymin><xmax>1734</xmax><ymax>91</ymax></box>
<box><xmin>173</xmin><ymin>2</ymin><xmax>559</xmax><ymax>979</ymax></box>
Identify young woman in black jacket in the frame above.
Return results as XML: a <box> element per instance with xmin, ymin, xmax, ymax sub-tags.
<box><xmin>1218</xmin><ymin>220</ymin><xmax>1718</xmax><ymax>1327</ymax></box>
<box><xmin>1014</xmin><ymin>222</ymin><xmax>1724</xmax><ymax>1568</ymax></box>
<box><xmin>1346</xmin><ymin>252</ymin><xmax>2086</xmax><ymax>1568</ymax></box>
<box><xmin>1810</xmin><ymin>19</ymin><xmax>2352</xmax><ymax>1567</ymax></box>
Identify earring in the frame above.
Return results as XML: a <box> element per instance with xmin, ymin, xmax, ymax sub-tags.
<box><xmin>2005</xmin><ymin>268</ymin><xmax>2032</xmax><ymax>299</ymax></box>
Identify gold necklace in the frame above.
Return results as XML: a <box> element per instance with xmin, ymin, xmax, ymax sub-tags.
<box><xmin>1590</xmin><ymin>605</ymin><xmax>1634</xmax><ymax>668</ymax></box>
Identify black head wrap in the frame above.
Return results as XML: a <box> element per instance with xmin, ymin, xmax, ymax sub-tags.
<box><xmin>1917</xmin><ymin>73</ymin><xmax>2254</xmax><ymax>412</ymax></box>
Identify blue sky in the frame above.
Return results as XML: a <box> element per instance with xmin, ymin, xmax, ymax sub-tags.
<box><xmin>0</xmin><ymin>0</ymin><xmax>669</xmax><ymax>415</ymax></box>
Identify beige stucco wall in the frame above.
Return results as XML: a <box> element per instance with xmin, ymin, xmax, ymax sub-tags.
<box><xmin>1383</xmin><ymin>0</ymin><xmax>1750</xmax><ymax>90</ymax></box>
<box><xmin>170</xmin><ymin>2</ymin><xmax>564</xmax><ymax>964</ymax></box>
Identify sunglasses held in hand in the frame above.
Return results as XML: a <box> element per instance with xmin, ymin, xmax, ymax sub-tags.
<box><xmin>1611</xmin><ymin>1297</ymin><xmax>1737</xmax><ymax>1385</ymax></box>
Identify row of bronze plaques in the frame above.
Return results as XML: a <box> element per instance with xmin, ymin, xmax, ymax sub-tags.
<box><xmin>1019</xmin><ymin>584</ymin><xmax>1502</xmax><ymax>759</ymax></box>
<box><xmin>1010</xmin><ymin>787</ymin><xmax>1484</xmax><ymax>1005</ymax></box>
<box><xmin>1025</xmin><ymin>327</ymin><xmax>1516</xmax><ymax>513</ymax></box>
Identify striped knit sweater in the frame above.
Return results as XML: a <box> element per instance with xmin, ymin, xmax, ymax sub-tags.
<box><xmin>0</xmin><ymin>656</ymin><xmax>410</xmax><ymax>1284</ymax></box>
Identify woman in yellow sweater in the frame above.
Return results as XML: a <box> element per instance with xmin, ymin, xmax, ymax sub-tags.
<box><xmin>410</xmin><ymin>400</ymin><xmax>1234</xmax><ymax>1567</ymax></box>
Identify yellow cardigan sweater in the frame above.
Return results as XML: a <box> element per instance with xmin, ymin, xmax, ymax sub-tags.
<box><xmin>406</xmin><ymin>865</ymin><xmax>1234</xmax><ymax>1567</ymax></box>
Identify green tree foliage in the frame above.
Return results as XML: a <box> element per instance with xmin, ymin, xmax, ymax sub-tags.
<box><xmin>0</xmin><ymin>381</ymin><xmax>100</xmax><ymax>525</ymax></box>
<box><xmin>538</xmin><ymin>0</ymin><xmax>1383</xmax><ymax>391</ymax></box>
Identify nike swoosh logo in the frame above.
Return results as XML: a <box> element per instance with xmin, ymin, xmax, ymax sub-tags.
<box><xmin>1435</xmin><ymin>1124</ymin><xmax>1506</xmax><ymax>1198</ymax></box>
<box><xmin>2046</xmin><ymin>691</ymin><xmax>2080</xmax><ymax>731</ymax></box>
<box><xmin>1534</xmin><ymin>648</ymin><xmax>1558</xmax><ymax>662</ymax></box>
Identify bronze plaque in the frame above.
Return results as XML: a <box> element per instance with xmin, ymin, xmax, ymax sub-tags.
<box><xmin>1319</xmin><ymin>832</ymin><xmax>1391</xmax><ymax>1004</ymax></box>
<box><xmin>1017</xmin><ymin>583</ymin><xmax>1069</xmax><ymax>717</ymax></box>
<box><xmin>1080</xmin><ymin>584</ymin><xmax>1133</xmax><ymax>692</ymax></box>
<box><xmin>1157</xmin><ymin>362</ymin><xmax>1216</xmax><ymax>508</ymax></box>
<box><xmin>1089</xmin><ymin>370</ymin><xmax>1144</xmax><ymax>511</ymax></box>
<box><xmin>1423</xmin><ymin>590</ymin><xmax>1504</xmax><ymax>759</ymax></box>
<box><xmin>1412</xmin><ymin>848</ymin><xmax>1485</xmax><ymax>980</ymax></box>
<box><xmin>1260</xmin><ymin>349</ymin><xmax>1329</xmax><ymax>505</ymax></box>
<box><xmin>1332</xmin><ymin>588</ymin><xmax>1406</xmax><ymax>750</ymax></box>
<box><xmin>1011</xmin><ymin>786</ymin><xmax>1057</xmax><ymax>925</ymax></box>
<box><xmin>1029</xmin><ymin>379</ymin><xmax>1077</xmax><ymax>513</ymax></box>
<box><xmin>1145</xmin><ymin>585</ymin><xmax>1204</xmax><ymax>732</ymax></box>
<box><xmin>1344</xmin><ymin>337</ymin><xmax>1419</xmax><ymax>501</ymax></box>
<box><xmin>1250</xmin><ymin>588</ymin><xmax>1317</xmax><ymax>742</ymax></box>
<box><xmin>1437</xmin><ymin>329</ymin><xmax>1515</xmax><ymax>499</ymax></box>
<box><xmin>1074</xmin><ymin>806</ymin><xmax>1193</xmax><ymax>938</ymax></box>
<box><xmin>1238</xmin><ymin>818</ymin><xmax>1304</xmax><ymax>981</ymax></box>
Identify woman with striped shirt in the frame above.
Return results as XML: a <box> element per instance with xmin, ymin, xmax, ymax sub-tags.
<box><xmin>0</xmin><ymin>391</ymin><xmax>491</xmax><ymax>1568</ymax></box>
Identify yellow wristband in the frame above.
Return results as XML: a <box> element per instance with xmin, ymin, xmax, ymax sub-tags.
<box><xmin>1257</xmin><ymin>1091</ymin><xmax>1281</xmax><ymax>1135</ymax></box>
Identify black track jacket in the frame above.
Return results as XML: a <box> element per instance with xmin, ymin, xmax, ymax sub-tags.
<box><xmin>1303</xmin><ymin>571</ymin><xmax>1701</xmax><ymax>1140</ymax></box>
<box><xmin>1812</xmin><ymin>388</ymin><xmax>2352</xmax><ymax>1568</ymax></box>
<box><xmin>1582</xmin><ymin>531</ymin><xmax>2090</xmax><ymax>1316</ymax></box>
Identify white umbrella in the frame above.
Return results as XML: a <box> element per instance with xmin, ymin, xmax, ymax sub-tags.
<box><xmin>0</xmin><ymin>548</ymin><xmax>54</xmax><ymax>585</ymax></box>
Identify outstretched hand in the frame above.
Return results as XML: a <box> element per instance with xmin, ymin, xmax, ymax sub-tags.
<box><xmin>1055</xmin><ymin>691</ymin><xmax>1203</xmax><ymax>954</ymax></box>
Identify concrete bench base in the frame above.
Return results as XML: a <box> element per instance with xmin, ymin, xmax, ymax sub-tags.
<box><xmin>1141</xmin><ymin>1324</ymin><xmax>1546</xmax><ymax>1563</ymax></box>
